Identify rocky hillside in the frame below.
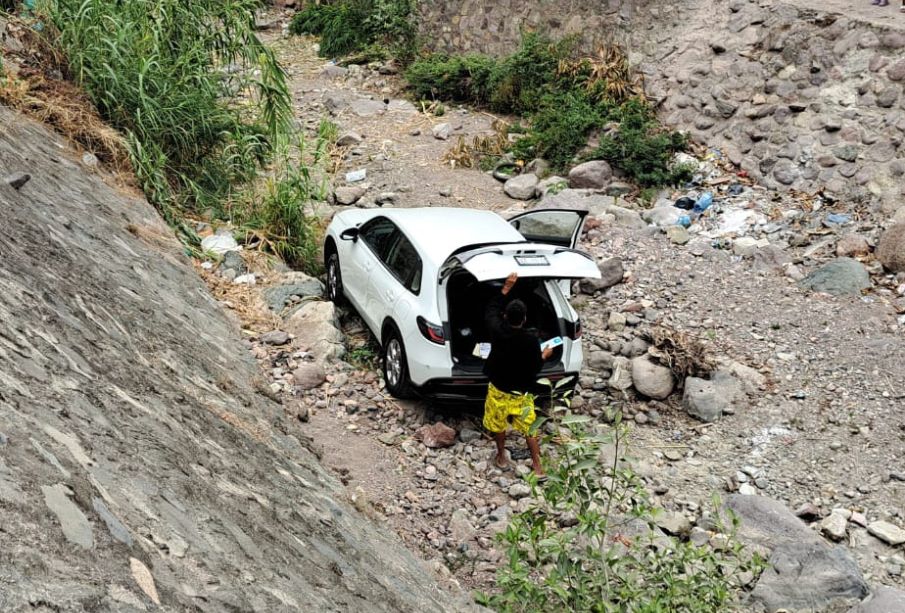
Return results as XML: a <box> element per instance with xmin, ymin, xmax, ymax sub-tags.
<box><xmin>0</xmin><ymin>105</ymin><xmax>475</xmax><ymax>612</ymax></box>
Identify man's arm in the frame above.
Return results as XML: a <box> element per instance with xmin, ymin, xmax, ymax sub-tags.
<box><xmin>485</xmin><ymin>273</ymin><xmax>518</xmax><ymax>336</ymax></box>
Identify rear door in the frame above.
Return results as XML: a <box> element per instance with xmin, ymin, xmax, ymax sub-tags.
<box><xmin>445</xmin><ymin>244</ymin><xmax>601</xmax><ymax>282</ymax></box>
<box><xmin>507</xmin><ymin>209</ymin><xmax>588</xmax><ymax>249</ymax></box>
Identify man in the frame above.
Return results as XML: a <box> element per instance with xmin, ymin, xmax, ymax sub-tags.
<box><xmin>483</xmin><ymin>272</ymin><xmax>553</xmax><ymax>477</ymax></box>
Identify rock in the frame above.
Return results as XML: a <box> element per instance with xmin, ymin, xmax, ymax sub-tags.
<box><xmin>292</xmin><ymin>363</ymin><xmax>326</xmax><ymax>390</ymax></box>
<box><xmin>42</xmin><ymin>484</ymin><xmax>93</xmax><ymax>549</ymax></box>
<box><xmin>220</xmin><ymin>250</ymin><xmax>246</xmax><ymax>275</ymax></box>
<box><xmin>350</xmin><ymin>99</ymin><xmax>386</xmax><ymax>117</ymax></box>
<box><xmin>130</xmin><ymin>557</ymin><xmax>161</xmax><ymax>606</ymax></box>
<box><xmin>739</xmin><ymin>483</ymin><xmax>758</xmax><ymax>496</ymax></box>
<box><xmin>877</xmin><ymin>223</ymin><xmax>905</xmax><ymax>273</ymax></box>
<box><xmin>821</xmin><ymin>511</ymin><xmax>849</xmax><ymax>541</ymax></box>
<box><xmin>795</xmin><ymin>503</ymin><xmax>821</xmax><ymax>521</ymax></box>
<box><xmin>772</xmin><ymin>159</ymin><xmax>798</xmax><ymax>185</ymax></box>
<box><xmin>335</xmin><ymin>186</ymin><xmax>366</xmax><ymax>206</ymax></box>
<box><xmin>655</xmin><ymin>511</ymin><xmax>691</xmax><ymax>536</ymax></box>
<box><xmin>568</xmin><ymin>161</ymin><xmax>612</xmax><ymax>189</ymax></box>
<box><xmin>524</xmin><ymin>158</ymin><xmax>550</xmax><ymax>177</ymax></box>
<box><xmin>92</xmin><ymin>498</ymin><xmax>132</xmax><ymax>546</ymax></box>
<box><xmin>286</xmin><ymin>301</ymin><xmax>344</xmax><ymax>361</ymax></box>
<box><xmin>602</xmin><ymin>204</ymin><xmax>646</xmax><ymax>229</ymax></box>
<box><xmin>320</xmin><ymin>65</ymin><xmax>348</xmax><ymax>79</ymax></box>
<box><xmin>837</xmin><ymin>234</ymin><xmax>871</xmax><ymax>258</ymax></box>
<box><xmin>415</xmin><ymin>422</ymin><xmax>457</xmax><ymax>449</ymax></box>
<box><xmin>535</xmin><ymin>176</ymin><xmax>568</xmax><ymax>197</ymax></box>
<box><xmin>588</xmin><ymin>350</ymin><xmax>615</xmax><ymax>371</ymax></box>
<box><xmin>81</xmin><ymin>152</ymin><xmax>99</xmax><ymax>168</ymax></box>
<box><xmin>605</xmin><ymin>182</ymin><xmax>633</xmax><ymax>196</ymax></box>
<box><xmin>752</xmin><ymin>541</ymin><xmax>868</xmax><ymax>612</ymax></box>
<box><xmin>262</xmin><ymin>277</ymin><xmax>325</xmax><ymax>311</ymax></box>
<box><xmin>508</xmin><ymin>483</ymin><xmax>531</xmax><ymax>499</ymax></box>
<box><xmin>608</xmin><ymin>356</ymin><xmax>633</xmax><ymax>391</ymax></box>
<box><xmin>233</xmin><ymin>273</ymin><xmax>256</xmax><ymax>285</ymax></box>
<box><xmin>715</xmin><ymin>359</ymin><xmax>766</xmax><ymax>394</ymax></box>
<box><xmin>4</xmin><ymin>172</ymin><xmax>30</xmax><ymax>190</ymax></box>
<box><xmin>642</xmin><ymin>206</ymin><xmax>684</xmax><ymax>227</ymax></box>
<box><xmin>733</xmin><ymin>236</ymin><xmax>760</xmax><ymax>257</ymax></box>
<box><xmin>607</xmin><ymin>311</ymin><xmax>627</xmax><ymax>331</ymax></box>
<box><xmin>336</xmin><ymin>132</ymin><xmax>363</xmax><ymax>147</ymax></box>
<box><xmin>683</xmin><ymin>373</ymin><xmax>744</xmax><ymax>422</ymax></box>
<box><xmin>666</xmin><ymin>225</ymin><xmax>690</xmax><ymax>245</ymax></box>
<box><xmin>578</xmin><ymin>258</ymin><xmax>624</xmax><ymax>294</ymax></box>
<box><xmin>201</xmin><ymin>232</ymin><xmax>239</xmax><ymax>256</ymax></box>
<box><xmin>260</xmin><ymin>330</ymin><xmax>290</xmax><ymax>346</ymax></box>
<box><xmin>724</xmin><ymin>494</ymin><xmax>821</xmax><ymax>551</ymax></box>
<box><xmin>449</xmin><ymin>509</ymin><xmax>476</xmax><ymax>542</ymax></box>
<box><xmin>375</xmin><ymin>192</ymin><xmax>399</xmax><ymax>206</ymax></box>
<box><xmin>799</xmin><ymin>258</ymin><xmax>871</xmax><ymax>296</ymax></box>
<box><xmin>459</xmin><ymin>428</ymin><xmax>482</xmax><ymax>444</ymax></box>
<box><xmin>849</xmin><ymin>586</ymin><xmax>905</xmax><ymax>612</ymax></box>
<box><xmin>432</xmin><ymin>123</ymin><xmax>451</xmax><ymax>140</ymax></box>
<box><xmin>868</xmin><ymin>521</ymin><xmax>905</xmax><ymax>546</ymax></box>
<box><xmin>503</xmin><ymin>173</ymin><xmax>539</xmax><ymax>200</ymax></box>
<box><xmin>631</xmin><ymin>357</ymin><xmax>674</xmax><ymax>400</ymax></box>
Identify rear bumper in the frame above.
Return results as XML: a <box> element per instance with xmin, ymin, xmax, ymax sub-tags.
<box><xmin>419</xmin><ymin>371</ymin><xmax>579</xmax><ymax>402</ymax></box>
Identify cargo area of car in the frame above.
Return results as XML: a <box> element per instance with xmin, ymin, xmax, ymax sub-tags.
<box><xmin>446</xmin><ymin>270</ymin><xmax>564</xmax><ymax>374</ymax></box>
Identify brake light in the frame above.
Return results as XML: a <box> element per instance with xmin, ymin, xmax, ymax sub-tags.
<box><xmin>566</xmin><ymin>318</ymin><xmax>582</xmax><ymax>340</ymax></box>
<box><xmin>417</xmin><ymin>317</ymin><xmax>446</xmax><ymax>345</ymax></box>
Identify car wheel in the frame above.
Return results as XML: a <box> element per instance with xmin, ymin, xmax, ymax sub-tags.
<box><xmin>326</xmin><ymin>251</ymin><xmax>345</xmax><ymax>305</ymax></box>
<box><xmin>382</xmin><ymin>327</ymin><xmax>414</xmax><ymax>399</ymax></box>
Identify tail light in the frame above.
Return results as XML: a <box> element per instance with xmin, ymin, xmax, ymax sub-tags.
<box><xmin>566</xmin><ymin>318</ymin><xmax>582</xmax><ymax>340</ymax></box>
<box><xmin>417</xmin><ymin>316</ymin><xmax>446</xmax><ymax>345</ymax></box>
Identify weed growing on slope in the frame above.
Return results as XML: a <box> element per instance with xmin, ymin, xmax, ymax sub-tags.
<box><xmin>42</xmin><ymin>0</ymin><xmax>292</xmax><ymax>226</ymax></box>
<box><xmin>478</xmin><ymin>383</ymin><xmax>765</xmax><ymax>612</ymax></box>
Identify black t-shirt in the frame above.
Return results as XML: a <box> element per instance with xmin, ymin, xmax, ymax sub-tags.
<box><xmin>483</xmin><ymin>293</ymin><xmax>543</xmax><ymax>394</ymax></box>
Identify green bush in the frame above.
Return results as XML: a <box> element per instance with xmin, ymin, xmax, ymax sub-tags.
<box><xmin>593</xmin><ymin>99</ymin><xmax>691</xmax><ymax>187</ymax></box>
<box><xmin>404</xmin><ymin>34</ymin><xmax>691</xmax><ymax>186</ymax></box>
<box><xmin>478</xmin><ymin>392</ymin><xmax>765</xmax><ymax>612</ymax></box>
<box><xmin>44</xmin><ymin>0</ymin><xmax>291</xmax><ymax>221</ymax></box>
<box><xmin>290</xmin><ymin>0</ymin><xmax>416</xmax><ymax>61</ymax></box>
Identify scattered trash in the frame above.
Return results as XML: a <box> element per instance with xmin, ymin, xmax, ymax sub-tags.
<box><xmin>200</xmin><ymin>233</ymin><xmax>239</xmax><ymax>255</ymax></box>
<box><xmin>825</xmin><ymin>213</ymin><xmax>852</xmax><ymax>226</ymax></box>
<box><xmin>727</xmin><ymin>184</ymin><xmax>744</xmax><ymax>196</ymax></box>
<box><xmin>345</xmin><ymin>169</ymin><xmax>367</xmax><ymax>183</ymax></box>
<box><xmin>674</xmin><ymin>196</ymin><xmax>696</xmax><ymax>210</ymax></box>
<box><xmin>677</xmin><ymin>215</ymin><xmax>692</xmax><ymax>228</ymax></box>
<box><xmin>693</xmin><ymin>192</ymin><xmax>713</xmax><ymax>215</ymax></box>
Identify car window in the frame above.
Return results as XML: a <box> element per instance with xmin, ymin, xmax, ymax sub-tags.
<box><xmin>386</xmin><ymin>232</ymin><xmax>422</xmax><ymax>294</ymax></box>
<box><xmin>510</xmin><ymin>210</ymin><xmax>584</xmax><ymax>247</ymax></box>
<box><xmin>359</xmin><ymin>217</ymin><xmax>398</xmax><ymax>262</ymax></box>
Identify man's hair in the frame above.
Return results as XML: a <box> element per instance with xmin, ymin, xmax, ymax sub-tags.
<box><xmin>505</xmin><ymin>299</ymin><xmax>527</xmax><ymax>327</ymax></box>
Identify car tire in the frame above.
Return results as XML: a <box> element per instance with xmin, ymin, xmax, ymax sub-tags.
<box><xmin>382</xmin><ymin>326</ymin><xmax>414</xmax><ymax>399</ymax></box>
<box><xmin>325</xmin><ymin>251</ymin><xmax>346</xmax><ymax>305</ymax></box>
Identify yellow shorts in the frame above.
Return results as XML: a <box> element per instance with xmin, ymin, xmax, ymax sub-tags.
<box><xmin>483</xmin><ymin>383</ymin><xmax>537</xmax><ymax>436</ymax></box>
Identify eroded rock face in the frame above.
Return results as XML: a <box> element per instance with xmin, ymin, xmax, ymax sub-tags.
<box><xmin>0</xmin><ymin>107</ymin><xmax>473</xmax><ymax>612</ymax></box>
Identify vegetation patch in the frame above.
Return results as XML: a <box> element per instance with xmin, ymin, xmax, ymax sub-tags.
<box><xmin>478</xmin><ymin>388</ymin><xmax>764</xmax><ymax>611</ymax></box>
<box><xmin>289</xmin><ymin>0</ymin><xmax>417</xmax><ymax>62</ymax></box>
<box><xmin>406</xmin><ymin>34</ymin><xmax>690</xmax><ymax>186</ymax></box>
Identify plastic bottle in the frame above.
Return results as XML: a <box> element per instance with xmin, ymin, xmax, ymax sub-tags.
<box><xmin>677</xmin><ymin>215</ymin><xmax>692</xmax><ymax>228</ymax></box>
<box><xmin>692</xmin><ymin>192</ymin><xmax>713</xmax><ymax>215</ymax></box>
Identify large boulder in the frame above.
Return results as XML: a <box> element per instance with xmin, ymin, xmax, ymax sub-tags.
<box><xmin>568</xmin><ymin>160</ymin><xmax>613</xmax><ymax>189</ymax></box>
<box><xmin>416</xmin><ymin>422</ymin><xmax>457</xmax><ymax>449</ymax></box>
<box><xmin>503</xmin><ymin>173</ymin><xmax>539</xmax><ymax>200</ymax></box>
<box><xmin>578</xmin><ymin>257</ymin><xmax>624</xmax><ymax>294</ymax></box>
<box><xmin>877</xmin><ymin>222</ymin><xmax>905</xmax><ymax>272</ymax></box>
<box><xmin>285</xmin><ymin>301</ymin><xmax>345</xmax><ymax>362</ymax></box>
<box><xmin>799</xmin><ymin>258</ymin><xmax>871</xmax><ymax>296</ymax></box>
<box><xmin>682</xmin><ymin>372</ymin><xmax>745</xmax><ymax>422</ymax></box>
<box><xmin>263</xmin><ymin>273</ymin><xmax>325</xmax><ymax>312</ymax></box>
<box><xmin>335</xmin><ymin>185</ymin><xmax>366</xmax><ymax>206</ymax></box>
<box><xmin>631</xmin><ymin>357</ymin><xmax>674</xmax><ymax>400</ymax></box>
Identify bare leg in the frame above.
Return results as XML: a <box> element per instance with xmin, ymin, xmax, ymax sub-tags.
<box><xmin>526</xmin><ymin>436</ymin><xmax>544</xmax><ymax>477</ymax></box>
<box><xmin>493</xmin><ymin>432</ymin><xmax>510</xmax><ymax>469</ymax></box>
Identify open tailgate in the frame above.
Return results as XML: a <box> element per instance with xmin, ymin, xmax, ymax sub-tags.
<box><xmin>442</xmin><ymin>243</ymin><xmax>601</xmax><ymax>282</ymax></box>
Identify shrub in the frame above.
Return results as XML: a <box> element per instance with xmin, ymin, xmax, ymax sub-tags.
<box><xmin>290</xmin><ymin>0</ymin><xmax>416</xmax><ymax>61</ymax></box>
<box><xmin>405</xmin><ymin>54</ymin><xmax>498</xmax><ymax>105</ymax></box>
<box><xmin>593</xmin><ymin>99</ymin><xmax>691</xmax><ymax>187</ymax></box>
<box><xmin>478</xmin><ymin>392</ymin><xmax>764</xmax><ymax>612</ymax></box>
<box><xmin>43</xmin><ymin>0</ymin><xmax>291</xmax><ymax>222</ymax></box>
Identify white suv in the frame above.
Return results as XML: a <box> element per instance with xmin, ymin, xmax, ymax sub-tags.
<box><xmin>323</xmin><ymin>207</ymin><xmax>601</xmax><ymax>400</ymax></box>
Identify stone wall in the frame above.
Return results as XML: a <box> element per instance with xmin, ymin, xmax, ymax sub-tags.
<box><xmin>419</xmin><ymin>0</ymin><xmax>905</xmax><ymax>216</ymax></box>
<box><xmin>0</xmin><ymin>105</ymin><xmax>474</xmax><ymax>612</ymax></box>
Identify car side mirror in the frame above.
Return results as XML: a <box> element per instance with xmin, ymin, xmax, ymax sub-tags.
<box><xmin>340</xmin><ymin>227</ymin><xmax>360</xmax><ymax>241</ymax></box>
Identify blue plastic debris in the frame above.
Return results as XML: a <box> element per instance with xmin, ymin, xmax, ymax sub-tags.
<box><xmin>825</xmin><ymin>213</ymin><xmax>851</xmax><ymax>225</ymax></box>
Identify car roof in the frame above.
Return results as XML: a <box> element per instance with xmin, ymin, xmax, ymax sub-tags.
<box><xmin>373</xmin><ymin>207</ymin><xmax>525</xmax><ymax>265</ymax></box>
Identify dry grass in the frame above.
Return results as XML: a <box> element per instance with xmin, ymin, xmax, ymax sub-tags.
<box><xmin>442</xmin><ymin>119</ymin><xmax>510</xmax><ymax>169</ymax></box>
<box><xmin>197</xmin><ymin>258</ymin><xmax>281</xmax><ymax>334</ymax></box>
<box><xmin>558</xmin><ymin>43</ymin><xmax>645</xmax><ymax>104</ymax></box>
<box><xmin>645</xmin><ymin>325</ymin><xmax>716</xmax><ymax>379</ymax></box>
